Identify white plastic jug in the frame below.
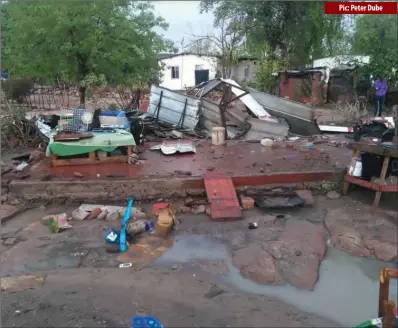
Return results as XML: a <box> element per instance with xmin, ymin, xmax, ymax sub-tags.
<box><xmin>211</xmin><ymin>127</ymin><xmax>226</xmax><ymax>145</ymax></box>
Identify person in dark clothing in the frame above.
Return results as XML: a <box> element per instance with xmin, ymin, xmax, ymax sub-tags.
<box><xmin>374</xmin><ymin>76</ymin><xmax>388</xmax><ymax>116</ymax></box>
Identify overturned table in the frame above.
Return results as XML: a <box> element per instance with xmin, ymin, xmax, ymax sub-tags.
<box><xmin>46</xmin><ymin>130</ymin><xmax>136</xmax><ymax>166</ymax></box>
<box><xmin>343</xmin><ymin>142</ymin><xmax>398</xmax><ymax>207</ymax></box>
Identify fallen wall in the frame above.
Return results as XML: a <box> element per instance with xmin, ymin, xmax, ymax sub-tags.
<box><xmin>247</xmin><ymin>87</ymin><xmax>321</xmax><ymax>136</ymax></box>
<box><xmin>9</xmin><ymin>171</ymin><xmax>344</xmax><ymax>203</ymax></box>
<box><xmin>147</xmin><ymin>85</ymin><xmax>201</xmax><ymax>130</ymax></box>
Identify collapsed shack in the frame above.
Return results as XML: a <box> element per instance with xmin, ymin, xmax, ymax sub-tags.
<box><xmin>185</xmin><ymin>78</ymin><xmax>290</xmax><ymax>140</ymax></box>
<box><xmin>144</xmin><ymin>79</ymin><xmax>322</xmax><ymax>141</ymax></box>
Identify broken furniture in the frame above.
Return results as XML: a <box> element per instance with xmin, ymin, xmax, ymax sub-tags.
<box><xmin>343</xmin><ymin>142</ymin><xmax>398</xmax><ymax>207</ymax></box>
<box><xmin>355</xmin><ymin>268</ymin><xmax>398</xmax><ymax>328</ymax></box>
<box><xmin>46</xmin><ymin>129</ymin><xmax>136</xmax><ymax>166</ymax></box>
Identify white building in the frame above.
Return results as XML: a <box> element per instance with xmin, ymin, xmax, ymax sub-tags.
<box><xmin>157</xmin><ymin>52</ymin><xmax>258</xmax><ymax>90</ymax></box>
<box><xmin>158</xmin><ymin>53</ymin><xmax>218</xmax><ymax>90</ymax></box>
<box><xmin>313</xmin><ymin>55</ymin><xmax>370</xmax><ymax>69</ymax></box>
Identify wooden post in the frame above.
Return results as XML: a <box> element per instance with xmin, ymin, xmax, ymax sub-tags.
<box><xmin>374</xmin><ymin>156</ymin><xmax>390</xmax><ymax>207</ymax></box>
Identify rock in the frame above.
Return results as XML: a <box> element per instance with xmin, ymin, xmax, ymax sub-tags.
<box><xmin>2</xmin><ymin>237</ymin><xmax>17</xmax><ymax>246</ymax></box>
<box><xmin>364</xmin><ymin>240</ymin><xmax>397</xmax><ymax>262</ymax></box>
<box><xmin>184</xmin><ymin>197</ymin><xmax>194</xmax><ymax>206</ymax></box>
<box><xmin>8</xmin><ymin>198</ymin><xmax>20</xmax><ymax>206</ymax></box>
<box><xmin>28</xmin><ymin>150</ymin><xmax>44</xmax><ymax>163</ymax></box>
<box><xmin>326</xmin><ymin>190</ymin><xmax>341</xmax><ymax>200</ymax></box>
<box><xmin>87</xmin><ymin>208</ymin><xmax>102</xmax><ymax>220</ymax></box>
<box><xmin>130</xmin><ymin>207</ymin><xmax>147</xmax><ymax>219</ymax></box>
<box><xmin>295</xmin><ymin>190</ymin><xmax>314</xmax><ymax>206</ymax></box>
<box><xmin>97</xmin><ymin>210</ymin><xmax>107</xmax><ymax>220</ymax></box>
<box><xmin>191</xmin><ymin>205</ymin><xmax>206</xmax><ymax>214</ymax></box>
<box><xmin>260</xmin><ymin>138</ymin><xmax>274</xmax><ymax>147</ymax></box>
<box><xmin>239</xmin><ymin>195</ymin><xmax>255</xmax><ymax>210</ymax></box>
<box><xmin>0</xmin><ymin>194</ymin><xmax>8</xmax><ymax>203</ymax></box>
<box><xmin>321</xmin><ymin>182</ymin><xmax>334</xmax><ymax>191</ymax></box>
<box><xmin>73</xmin><ymin>172</ymin><xmax>84</xmax><ymax>178</ymax></box>
<box><xmin>179</xmin><ymin>206</ymin><xmax>191</xmax><ymax>214</ymax></box>
<box><xmin>71</xmin><ymin>209</ymin><xmax>89</xmax><ymax>220</ymax></box>
<box><xmin>205</xmin><ymin>205</ymin><xmax>211</xmax><ymax>217</ymax></box>
<box><xmin>204</xmin><ymin>286</ymin><xmax>224</xmax><ymax>299</ymax></box>
<box><xmin>105</xmin><ymin>211</ymin><xmax>120</xmax><ymax>221</ymax></box>
<box><xmin>232</xmin><ymin>244</ymin><xmax>278</xmax><ymax>285</ymax></box>
<box><xmin>265</xmin><ymin>220</ymin><xmax>326</xmax><ymax>290</ymax></box>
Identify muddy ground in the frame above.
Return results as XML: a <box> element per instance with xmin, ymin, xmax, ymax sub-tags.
<box><xmin>1</xmin><ymin>189</ymin><xmax>397</xmax><ymax>327</ymax></box>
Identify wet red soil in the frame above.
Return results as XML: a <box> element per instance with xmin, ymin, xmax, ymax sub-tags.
<box><xmin>18</xmin><ymin>140</ymin><xmax>351</xmax><ymax>181</ymax></box>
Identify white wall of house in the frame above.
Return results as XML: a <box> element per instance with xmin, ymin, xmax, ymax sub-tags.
<box><xmin>159</xmin><ymin>54</ymin><xmax>218</xmax><ymax>90</ymax></box>
<box><xmin>231</xmin><ymin>60</ymin><xmax>258</xmax><ymax>83</ymax></box>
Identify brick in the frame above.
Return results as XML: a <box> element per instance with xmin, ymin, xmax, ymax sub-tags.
<box><xmin>152</xmin><ymin>203</ymin><xmax>170</xmax><ymax>215</ymax></box>
<box><xmin>239</xmin><ymin>195</ymin><xmax>255</xmax><ymax>210</ymax></box>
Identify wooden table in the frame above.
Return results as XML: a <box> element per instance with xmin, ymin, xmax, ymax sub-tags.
<box><xmin>343</xmin><ymin>142</ymin><xmax>398</xmax><ymax>207</ymax></box>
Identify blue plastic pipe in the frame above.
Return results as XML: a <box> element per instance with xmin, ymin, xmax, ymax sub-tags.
<box><xmin>119</xmin><ymin>197</ymin><xmax>134</xmax><ymax>252</ymax></box>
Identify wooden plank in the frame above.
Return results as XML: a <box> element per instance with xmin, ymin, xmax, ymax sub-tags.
<box><xmin>344</xmin><ymin>175</ymin><xmax>381</xmax><ymax>191</ymax></box>
<box><xmin>204</xmin><ymin>171</ymin><xmax>241</xmax><ymax>221</ymax></box>
<box><xmin>352</xmin><ymin>142</ymin><xmax>398</xmax><ymax>158</ymax></box>
<box><xmin>52</xmin><ymin>155</ymin><xmax>128</xmax><ymax>167</ymax></box>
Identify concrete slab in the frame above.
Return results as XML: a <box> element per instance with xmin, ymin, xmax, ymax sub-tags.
<box><xmin>7</xmin><ymin>140</ymin><xmax>350</xmax><ymax>202</ymax></box>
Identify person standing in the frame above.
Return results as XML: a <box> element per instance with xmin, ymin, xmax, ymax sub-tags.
<box><xmin>374</xmin><ymin>76</ymin><xmax>388</xmax><ymax>116</ymax></box>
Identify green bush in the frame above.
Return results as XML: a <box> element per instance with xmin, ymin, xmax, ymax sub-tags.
<box><xmin>2</xmin><ymin>78</ymin><xmax>34</xmax><ymax>103</ymax></box>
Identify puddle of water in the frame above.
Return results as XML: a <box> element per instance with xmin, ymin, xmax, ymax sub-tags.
<box><xmin>156</xmin><ymin>235</ymin><xmax>398</xmax><ymax>327</ymax></box>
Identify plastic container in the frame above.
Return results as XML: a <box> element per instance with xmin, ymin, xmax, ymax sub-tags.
<box><xmin>99</xmin><ymin>110</ymin><xmax>130</xmax><ymax>129</ymax></box>
<box><xmin>131</xmin><ymin>316</ymin><xmax>163</xmax><ymax>328</ymax></box>
<box><xmin>211</xmin><ymin>127</ymin><xmax>226</xmax><ymax>145</ymax></box>
<box><xmin>349</xmin><ymin>158</ymin><xmax>363</xmax><ymax>177</ymax></box>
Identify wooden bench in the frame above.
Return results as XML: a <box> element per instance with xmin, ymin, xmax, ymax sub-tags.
<box><xmin>343</xmin><ymin>142</ymin><xmax>398</xmax><ymax>207</ymax></box>
<box><xmin>51</xmin><ymin>145</ymin><xmax>133</xmax><ymax>167</ymax></box>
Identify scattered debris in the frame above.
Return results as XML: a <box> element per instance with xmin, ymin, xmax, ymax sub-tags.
<box><xmin>87</xmin><ymin>207</ymin><xmax>102</xmax><ymax>219</ymax></box>
<box><xmin>260</xmin><ymin>138</ymin><xmax>274</xmax><ymax>147</ymax></box>
<box><xmin>150</xmin><ymin>140</ymin><xmax>196</xmax><ymax>155</ymax></box>
<box><xmin>1</xmin><ymin>275</ymin><xmax>45</xmax><ymax>292</ymax></box>
<box><xmin>239</xmin><ymin>195</ymin><xmax>255</xmax><ymax>209</ymax></box>
<box><xmin>191</xmin><ymin>204</ymin><xmax>206</xmax><ymax>214</ymax></box>
<box><xmin>248</xmin><ymin>222</ymin><xmax>258</xmax><ymax>229</ymax></box>
<box><xmin>48</xmin><ymin>213</ymin><xmax>72</xmax><ymax>233</ymax></box>
<box><xmin>15</xmin><ymin>162</ymin><xmax>29</xmax><ymax>172</ymax></box>
<box><xmin>71</xmin><ymin>208</ymin><xmax>89</xmax><ymax>220</ymax></box>
<box><xmin>254</xmin><ymin>195</ymin><xmax>305</xmax><ymax>209</ymax></box>
<box><xmin>204</xmin><ymin>286</ymin><xmax>225</xmax><ymax>299</ymax></box>
<box><xmin>119</xmin><ymin>262</ymin><xmax>132</xmax><ymax>268</ymax></box>
<box><xmin>155</xmin><ymin>204</ymin><xmax>175</xmax><ymax>236</ymax></box>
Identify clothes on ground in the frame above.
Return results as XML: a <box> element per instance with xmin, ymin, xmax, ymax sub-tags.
<box><xmin>46</xmin><ymin>130</ymin><xmax>136</xmax><ymax>157</ymax></box>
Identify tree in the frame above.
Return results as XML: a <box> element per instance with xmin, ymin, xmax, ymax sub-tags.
<box><xmin>200</xmin><ymin>1</ymin><xmax>346</xmax><ymax>68</ymax></box>
<box><xmin>351</xmin><ymin>15</ymin><xmax>398</xmax><ymax>83</ymax></box>
<box><xmin>186</xmin><ymin>15</ymin><xmax>247</xmax><ymax>78</ymax></box>
<box><xmin>2</xmin><ymin>0</ymin><xmax>174</xmax><ymax>105</ymax></box>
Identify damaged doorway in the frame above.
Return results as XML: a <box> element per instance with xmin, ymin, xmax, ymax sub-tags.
<box><xmin>195</xmin><ymin>69</ymin><xmax>209</xmax><ymax>86</ymax></box>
